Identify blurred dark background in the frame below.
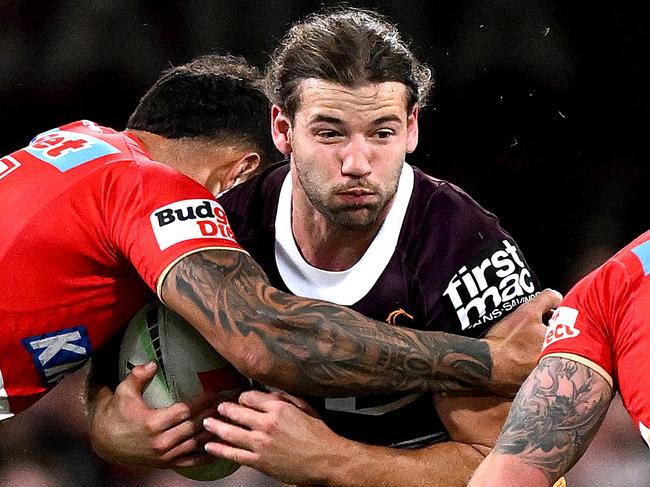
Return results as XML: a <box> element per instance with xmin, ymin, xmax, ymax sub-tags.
<box><xmin>1</xmin><ymin>0</ymin><xmax>648</xmax><ymax>485</ymax></box>
<box><xmin>3</xmin><ymin>0</ymin><xmax>648</xmax><ymax>291</ymax></box>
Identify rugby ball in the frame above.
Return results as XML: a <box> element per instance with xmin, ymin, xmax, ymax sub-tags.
<box><xmin>119</xmin><ymin>301</ymin><xmax>250</xmax><ymax>481</ymax></box>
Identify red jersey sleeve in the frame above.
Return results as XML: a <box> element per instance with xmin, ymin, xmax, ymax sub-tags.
<box><xmin>100</xmin><ymin>159</ymin><xmax>245</xmax><ymax>298</ymax></box>
<box><xmin>539</xmin><ymin>260</ymin><xmax>630</xmax><ymax>387</ymax></box>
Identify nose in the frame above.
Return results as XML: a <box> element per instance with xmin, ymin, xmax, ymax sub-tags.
<box><xmin>340</xmin><ymin>135</ymin><xmax>372</xmax><ymax>178</ymax></box>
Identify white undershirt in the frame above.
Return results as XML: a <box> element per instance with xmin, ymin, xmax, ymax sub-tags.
<box><xmin>274</xmin><ymin>163</ymin><xmax>414</xmax><ymax>305</ymax></box>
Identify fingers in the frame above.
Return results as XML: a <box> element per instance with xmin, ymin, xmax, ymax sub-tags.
<box><xmin>515</xmin><ymin>288</ymin><xmax>562</xmax><ymax>325</ymax></box>
<box><xmin>202</xmin><ymin>392</ymin><xmax>283</xmax><ymax>454</ymax></box>
<box><xmin>204</xmin><ymin>438</ymin><xmax>259</xmax><ymax>467</ymax></box>
<box><xmin>203</xmin><ymin>418</ymin><xmax>260</xmax><ymax>466</ymax></box>
<box><xmin>165</xmin><ymin>430</ymin><xmax>218</xmax><ymax>467</ymax></box>
<box><xmin>238</xmin><ymin>389</ymin><xmax>281</xmax><ymax>411</ymax></box>
<box><xmin>503</xmin><ymin>289</ymin><xmax>562</xmax><ymax>323</ymax></box>
<box><xmin>215</xmin><ymin>400</ymin><xmax>268</xmax><ymax>432</ymax></box>
<box><xmin>531</xmin><ymin>288</ymin><xmax>563</xmax><ymax>314</ymax></box>
<box><xmin>117</xmin><ymin>362</ymin><xmax>157</xmax><ymax>397</ymax></box>
<box><xmin>270</xmin><ymin>391</ymin><xmax>320</xmax><ymax>417</ymax></box>
<box><xmin>148</xmin><ymin>386</ymin><xmax>225</xmax><ymax>431</ymax></box>
<box><xmin>148</xmin><ymin>408</ymin><xmax>219</xmax><ymax>462</ymax></box>
<box><xmin>158</xmin><ymin>399</ymin><xmax>219</xmax><ymax>434</ymax></box>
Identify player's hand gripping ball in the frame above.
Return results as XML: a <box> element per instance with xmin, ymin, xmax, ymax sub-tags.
<box><xmin>119</xmin><ymin>301</ymin><xmax>251</xmax><ymax>481</ymax></box>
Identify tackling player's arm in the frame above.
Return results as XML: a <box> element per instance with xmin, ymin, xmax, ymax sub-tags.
<box><xmin>163</xmin><ymin>249</ymin><xmax>557</xmax><ymax>397</ymax></box>
<box><xmin>200</xmin><ymin>290</ymin><xmax>555</xmax><ymax>487</ymax></box>
<box><xmin>468</xmin><ymin>356</ymin><xmax>613</xmax><ymax>487</ymax></box>
<box><xmin>86</xmin><ymin>250</ymin><xmax>558</xmax><ymax>468</ymax></box>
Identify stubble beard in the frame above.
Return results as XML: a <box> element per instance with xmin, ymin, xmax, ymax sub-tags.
<box><xmin>295</xmin><ymin>162</ymin><xmax>401</xmax><ymax>232</ymax></box>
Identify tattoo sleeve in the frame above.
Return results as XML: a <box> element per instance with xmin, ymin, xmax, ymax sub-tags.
<box><xmin>493</xmin><ymin>356</ymin><xmax>613</xmax><ymax>481</ymax></box>
<box><xmin>162</xmin><ymin>249</ymin><xmax>494</xmax><ymax>396</ymax></box>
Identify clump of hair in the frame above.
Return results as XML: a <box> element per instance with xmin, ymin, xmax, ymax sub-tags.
<box><xmin>266</xmin><ymin>7</ymin><xmax>434</xmax><ymax>119</ymax></box>
<box><xmin>128</xmin><ymin>54</ymin><xmax>276</xmax><ymax>163</ymax></box>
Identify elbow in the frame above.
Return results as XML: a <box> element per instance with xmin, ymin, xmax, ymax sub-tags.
<box><xmin>229</xmin><ymin>347</ymin><xmax>276</xmax><ymax>384</ymax></box>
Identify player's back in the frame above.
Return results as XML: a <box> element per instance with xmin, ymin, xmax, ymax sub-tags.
<box><xmin>0</xmin><ymin>120</ymin><xmax>152</xmax><ymax>415</ymax></box>
<box><xmin>0</xmin><ymin>121</ymin><xmax>143</xmax><ymax>307</ymax></box>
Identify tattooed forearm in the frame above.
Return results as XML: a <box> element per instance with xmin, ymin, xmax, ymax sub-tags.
<box><xmin>164</xmin><ymin>250</ymin><xmax>493</xmax><ymax>396</ymax></box>
<box><xmin>494</xmin><ymin>356</ymin><xmax>613</xmax><ymax>481</ymax></box>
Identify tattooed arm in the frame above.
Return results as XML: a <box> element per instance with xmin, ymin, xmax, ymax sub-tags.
<box><xmin>86</xmin><ymin>249</ymin><xmax>557</xmax><ymax>468</ymax></box>
<box><xmin>468</xmin><ymin>356</ymin><xmax>613</xmax><ymax>486</ymax></box>
<box><xmin>162</xmin><ymin>249</ymin><xmax>557</xmax><ymax>397</ymax></box>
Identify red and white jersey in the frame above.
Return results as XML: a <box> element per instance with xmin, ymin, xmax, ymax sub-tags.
<box><xmin>0</xmin><ymin>120</ymin><xmax>243</xmax><ymax>418</ymax></box>
<box><xmin>541</xmin><ymin>229</ymin><xmax>650</xmax><ymax>446</ymax></box>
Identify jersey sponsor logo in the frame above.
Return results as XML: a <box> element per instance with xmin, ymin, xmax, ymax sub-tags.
<box><xmin>0</xmin><ymin>369</ymin><xmax>13</xmax><ymax>420</ymax></box>
<box><xmin>22</xmin><ymin>326</ymin><xmax>92</xmax><ymax>386</ymax></box>
<box><xmin>443</xmin><ymin>239</ymin><xmax>537</xmax><ymax>331</ymax></box>
<box><xmin>25</xmin><ymin>129</ymin><xmax>119</xmax><ymax>172</ymax></box>
<box><xmin>640</xmin><ymin>421</ymin><xmax>650</xmax><ymax>448</ymax></box>
<box><xmin>542</xmin><ymin>306</ymin><xmax>580</xmax><ymax>350</ymax></box>
<box><xmin>0</xmin><ymin>155</ymin><xmax>21</xmax><ymax>181</ymax></box>
<box><xmin>386</xmin><ymin>308</ymin><xmax>414</xmax><ymax>326</ymax></box>
<box><xmin>150</xmin><ymin>199</ymin><xmax>237</xmax><ymax>250</ymax></box>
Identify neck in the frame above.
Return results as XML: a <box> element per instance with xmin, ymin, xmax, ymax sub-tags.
<box><xmin>291</xmin><ymin>186</ymin><xmax>390</xmax><ymax>272</ymax></box>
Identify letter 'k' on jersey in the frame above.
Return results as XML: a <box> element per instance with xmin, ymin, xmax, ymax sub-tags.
<box><xmin>219</xmin><ymin>162</ymin><xmax>540</xmax><ymax>448</ymax></box>
<box><xmin>541</xmin><ymin>229</ymin><xmax>650</xmax><ymax>448</ymax></box>
<box><xmin>0</xmin><ymin>120</ymin><xmax>244</xmax><ymax>419</ymax></box>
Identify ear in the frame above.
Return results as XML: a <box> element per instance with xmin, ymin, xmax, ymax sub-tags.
<box><xmin>272</xmin><ymin>105</ymin><xmax>293</xmax><ymax>156</ymax></box>
<box><xmin>406</xmin><ymin>105</ymin><xmax>419</xmax><ymax>154</ymax></box>
<box><xmin>223</xmin><ymin>152</ymin><xmax>260</xmax><ymax>191</ymax></box>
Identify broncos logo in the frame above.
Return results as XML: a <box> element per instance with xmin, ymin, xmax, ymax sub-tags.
<box><xmin>385</xmin><ymin>308</ymin><xmax>414</xmax><ymax>326</ymax></box>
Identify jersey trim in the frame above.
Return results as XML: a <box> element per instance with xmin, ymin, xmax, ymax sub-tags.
<box><xmin>541</xmin><ymin>352</ymin><xmax>614</xmax><ymax>389</ymax></box>
<box><xmin>274</xmin><ymin>163</ymin><xmax>414</xmax><ymax>305</ymax></box>
<box><xmin>156</xmin><ymin>246</ymin><xmax>250</xmax><ymax>304</ymax></box>
<box><xmin>639</xmin><ymin>421</ymin><xmax>650</xmax><ymax>448</ymax></box>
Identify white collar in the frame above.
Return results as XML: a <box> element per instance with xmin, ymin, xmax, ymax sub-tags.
<box><xmin>274</xmin><ymin>163</ymin><xmax>414</xmax><ymax>305</ymax></box>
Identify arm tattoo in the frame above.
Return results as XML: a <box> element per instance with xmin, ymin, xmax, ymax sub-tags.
<box><xmin>494</xmin><ymin>357</ymin><xmax>613</xmax><ymax>481</ymax></box>
<box><xmin>165</xmin><ymin>250</ymin><xmax>493</xmax><ymax>396</ymax></box>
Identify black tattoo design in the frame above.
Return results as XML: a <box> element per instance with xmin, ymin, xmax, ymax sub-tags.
<box><xmin>164</xmin><ymin>250</ymin><xmax>494</xmax><ymax>396</ymax></box>
<box><xmin>494</xmin><ymin>356</ymin><xmax>613</xmax><ymax>481</ymax></box>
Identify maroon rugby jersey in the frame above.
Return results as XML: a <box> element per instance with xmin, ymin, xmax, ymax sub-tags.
<box><xmin>219</xmin><ymin>162</ymin><xmax>540</xmax><ymax>447</ymax></box>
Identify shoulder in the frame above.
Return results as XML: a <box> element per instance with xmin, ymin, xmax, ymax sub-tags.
<box><xmin>409</xmin><ymin>166</ymin><xmax>500</xmax><ymax>226</ymax></box>
<box><xmin>403</xmin><ymin>166</ymin><xmax>511</xmax><ymax>262</ymax></box>
<box><xmin>21</xmin><ymin>120</ymin><xmax>186</xmax><ymax>191</ymax></box>
<box><xmin>588</xmin><ymin>231</ymin><xmax>650</xmax><ymax>310</ymax></box>
<box><xmin>399</xmin><ymin>166</ymin><xmax>539</xmax><ymax>335</ymax></box>
<box><xmin>619</xmin><ymin>230</ymin><xmax>650</xmax><ymax>283</ymax></box>
<box><xmin>218</xmin><ymin>162</ymin><xmax>289</xmax><ymax>236</ymax></box>
<box><xmin>577</xmin><ymin>230</ymin><xmax>650</xmax><ymax>305</ymax></box>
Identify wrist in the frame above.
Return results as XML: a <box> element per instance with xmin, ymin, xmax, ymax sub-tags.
<box><xmin>482</xmin><ymin>337</ymin><xmax>517</xmax><ymax>397</ymax></box>
<box><xmin>310</xmin><ymin>436</ymin><xmax>362</xmax><ymax>487</ymax></box>
<box><xmin>87</xmin><ymin>385</ymin><xmax>113</xmax><ymax>422</ymax></box>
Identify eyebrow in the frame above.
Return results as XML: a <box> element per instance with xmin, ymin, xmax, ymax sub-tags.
<box><xmin>308</xmin><ymin>114</ymin><xmax>403</xmax><ymax>126</ymax></box>
<box><xmin>370</xmin><ymin>115</ymin><xmax>403</xmax><ymax>126</ymax></box>
<box><xmin>308</xmin><ymin>114</ymin><xmax>345</xmax><ymax>125</ymax></box>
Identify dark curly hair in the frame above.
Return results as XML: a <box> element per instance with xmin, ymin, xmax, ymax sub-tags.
<box><xmin>128</xmin><ymin>54</ymin><xmax>276</xmax><ymax>165</ymax></box>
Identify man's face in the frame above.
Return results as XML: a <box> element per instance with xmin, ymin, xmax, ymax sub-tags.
<box><xmin>279</xmin><ymin>79</ymin><xmax>419</xmax><ymax>231</ymax></box>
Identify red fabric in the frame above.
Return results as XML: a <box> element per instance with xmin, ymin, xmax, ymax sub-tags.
<box><xmin>541</xmin><ymin>230</ymin><xmax>650</xmax><ymax>437</ymax></box>
<box><xmin>0</xmin><ymin>120</ymin><xmax>242</xmax><ymax>416</ymax></box>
